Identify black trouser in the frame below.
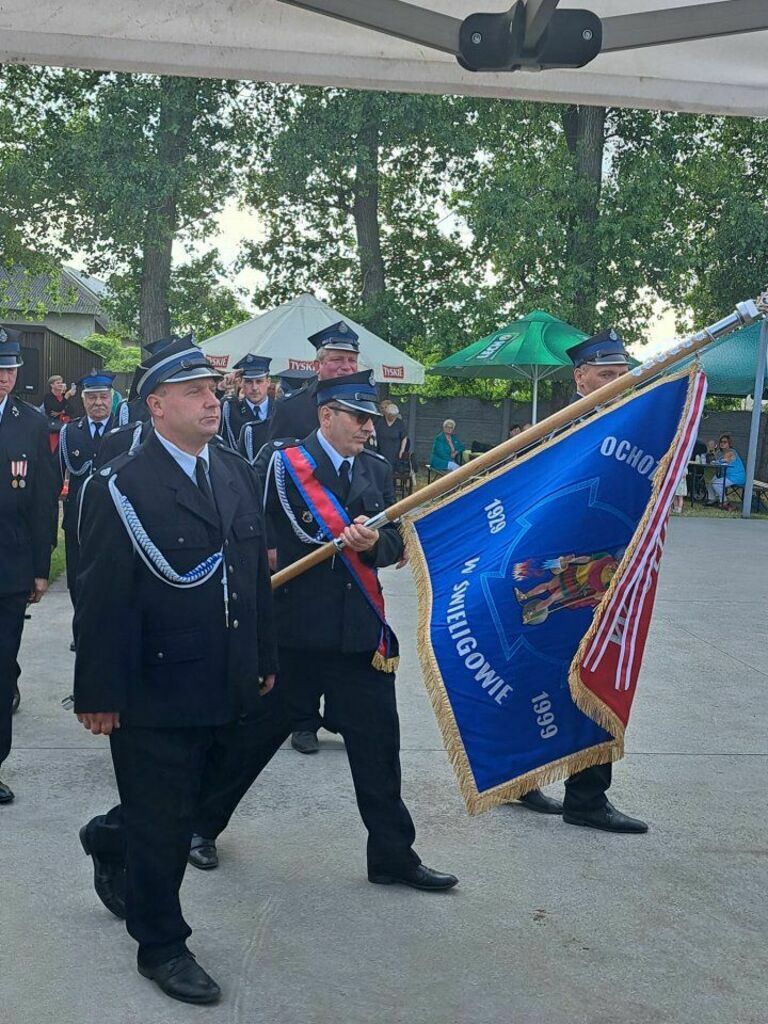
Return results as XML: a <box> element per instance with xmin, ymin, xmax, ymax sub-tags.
<box><xmin>276</xmin><ymin>647</ymin><xmax>419</xmax><ymax>875</ymax></box>
<box><xmin>64</xmin><ymin>527</ymin><xmax>79</xmax><ymax>609</ymax></box>
<box><xmin>83</xmin><ymin>696</ymin><xmax>288</xmax><ymax>968</ymax></box>
<box><xmin>563</xmin><ymin>762</ymin><xmax>612</xmax><ymax>812</ymax></box>
<box><xmin>192</xmin><ymin>649</ymin><xmax>420</xmax><ymax>874</ymax></box>
<box><xmin>0</xmin><ymin>593</ymin><xmax>27</xmax><ymax>769</ymax></box>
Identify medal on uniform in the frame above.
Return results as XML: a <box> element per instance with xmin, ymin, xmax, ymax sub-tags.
<box><xmin>17</xmin><ymin>458</ymin><xmax>28</xmax><ymax>488</ymax></box>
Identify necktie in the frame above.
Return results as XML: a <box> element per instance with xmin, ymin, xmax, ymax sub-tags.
<box><xmin>93</xmin><ymin>423</ymin><xmax>103</xmax><ymax>441</ymax></box>
<box><xmin>195</xmin><ymin>456</ymin><xmax>215</xmax><ymax>507</ymax></box>
<box><xmin>337</xmin><ymin>459</ymin><xmax>351</xmax><ymax>502</ymax></box>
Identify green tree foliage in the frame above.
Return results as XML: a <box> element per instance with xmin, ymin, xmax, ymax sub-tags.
<box><xmin>241</xmin><ymin>86</ymin><xmax>485</xmax><ymax>355</ymax></box>
<box><xmin>0</xmin><ymin>66</ymin><xmax>255</xmax><ymax>342</ymax></box>
<box><xmin>104</xmin><ymin>251</ymin><xmax>251</xmax><ymax>341</ymax></box>
<box><xmin>80</xmin><ymin>332</ymin><xmax>141</xmax><ymax>373</ymax></box>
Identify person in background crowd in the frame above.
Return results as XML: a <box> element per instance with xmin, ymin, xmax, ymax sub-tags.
<box><xmin>268</xmin><ymin>320</ymin><xmax>360</xmax><ymax>444</ymax></box>
<box><xmin>508</xmin><ymin>423</ymin><xmax>523</xmax><ymax>439</ymax></box>
<box><xmin>276</xmin><ymin>369</ymin><xmax>315</xmax><ymax>400</ymax></box>
<box><xmin>0</xmin><ymin>328</ymin><xmax>59</xmax><ymax>805</ymax></box>
<box><xmin>58</xmin><ymin>372</ymin><xmax>115</xmax><ymax>645</ymax></box>
<box><xmin>705</xmin><ymin>439</ymin><xmax>718</xmax><ymax>462</ymax></box>
<box><xmin>706</xmin><ymin>434</ymin><xmax>746</xmax><ymax>508</ymax></box>
<box><xmin>43</xmin><ymin>375</ymin><xmax>77</xmax><ymax>452</ymax></box>
<box><xmin>220</xmin><ymin>354</ymin><xmax>272</xmax><ymax>452</ymax></box>
<box><xmin>429</xmin><ymin>419</ymin><xmax>466</xmax><ymax>472</ymax></box>
<box><xmin>376</xmin><ymin>402</ymin><xmax>408</xmax><ymax>475</ymax></box>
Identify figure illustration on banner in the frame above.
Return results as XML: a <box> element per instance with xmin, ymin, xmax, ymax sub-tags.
<box><xmin>513</xmin><ymin>548</ymin><xmax>625</xmax><ymax>626</ymax></box>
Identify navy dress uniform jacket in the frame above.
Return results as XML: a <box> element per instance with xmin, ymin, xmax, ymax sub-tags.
<box><xmin>95</xmin><ymin>420</ymin><xmax>151</xmax><ymax>468</ymax></box>
<box><xmin>74</xmin><ymin>433</ymin><xmax>278</xmax><ymax>727</ymax></box>
<box><xmin>0</xmin><ymin>396</ymin><xmax>58</xmax><ymax>596</ymax></box>
<box><xmin>267</xmin><ymin>379</ymin><xmax>319</xmax><ymax>443</ymax></box>
<box><xmin>256</xmin><ymin>429</ymin><xmax>402</xmax><ymax>653</ymax></box>
<box><xmin>222</xmin><ymin>396</ymin><xmax>272</xmax><ymax>451</ymax></box>
<box><xmin>59</xmin><ymin>416</ymin><xmax>112</xmax><ymax>533</ymax></box>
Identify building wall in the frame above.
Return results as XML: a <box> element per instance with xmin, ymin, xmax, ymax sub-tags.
<box><xmin>8</xmin><ymin>311</ymin><xmax>100</xmax><ymax>343</ymax></box>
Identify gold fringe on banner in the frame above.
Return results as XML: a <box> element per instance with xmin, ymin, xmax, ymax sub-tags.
<box><xmin>402</xmin><ymin>363</ymin><xmax>700</xmax><ymax>815</ymax></box>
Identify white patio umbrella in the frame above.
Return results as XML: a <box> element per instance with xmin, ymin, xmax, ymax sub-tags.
<box><xmin>3</xmin><ymin>2</ymin><xmax>768</xmax><ymax>117</ymax></box>
<box><xmin>200</xmin><ymin>292</ymin><xmax>425</xmax><ymax>385</ymax></box>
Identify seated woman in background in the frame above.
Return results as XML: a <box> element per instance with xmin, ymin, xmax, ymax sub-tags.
<box><xmin>706</xmin><ymin>434</ymin><xmax>746</xmax><ymax>508</ymax></box>
<box><xmin>430</xmin><ymin>418</ymin><xmax>466</xmax><ymax>472</ymax></box>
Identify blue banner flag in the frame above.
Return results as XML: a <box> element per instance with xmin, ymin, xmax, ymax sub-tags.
<box><xmin>404</xmin><ymin>368</ymin><xmax>706</xmax><ymax>813</ymax></box>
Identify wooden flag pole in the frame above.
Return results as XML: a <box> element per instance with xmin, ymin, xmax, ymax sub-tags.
<box><xmin>271</xmin><ymin>298</ymin><xmax>763</xmax><ymax>589</ymax></box>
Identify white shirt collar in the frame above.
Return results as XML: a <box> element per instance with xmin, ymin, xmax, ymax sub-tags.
<box><xmin>246</xmin><ymin>396</ymin><xmax>269</xmax><ymax>414</ymax></box>
<box><xmin>154</xmin><ymin>429</ymin><xmax>209</xmax><ymax>483</ymax></box>
<box><xmin>0</xmin><ymin>395</ymin><xmax>8</xmax><ymax>421</ymax></box>
<box><xmin>87</xmin><ymin>416</ymin><xmax>109</xmax><ymax>433</ymax></box>
<box><xmin>316</xmin><ymin>429</ymin><xmax>355</xmax><ymax>475</ymax></box>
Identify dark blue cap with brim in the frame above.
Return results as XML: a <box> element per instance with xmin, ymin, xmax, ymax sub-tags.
<box><xmin>234</xmin><ymin>353</ymin><xmax>272</xmax><ymax>379</ymax></box>
<box><xmin>308</xmin><ymin>320</ymin><xmax>360</xmax><ymax>353</ymax></box>
<box><xmin>0</xmin><ymin>327</ymin><xmax>23</xmax><ymax>368</ymax></box>
<box><xmin>136</xmin><ymin>338</ymin><xmax>221</xmax><ymax>400</ymax></box>
<box><xmin>316</xmin><ymin>370</ymin><xmax>380</xmax><ymax>416</ymax></box>
<box><xmin>79</xmin><ymin>371</ymin><xmax>116</xmax><ymax>392</ymax></box>
<box><xmin>566</xmin><ymin>328</ymin><xmax>629</xmax><ymax>368</ymax></box>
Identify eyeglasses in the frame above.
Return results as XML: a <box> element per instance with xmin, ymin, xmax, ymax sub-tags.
<box><xmin>327</xmin><ymin>404</ymin><xmax>374</xmax><ymax>426</ymax></box>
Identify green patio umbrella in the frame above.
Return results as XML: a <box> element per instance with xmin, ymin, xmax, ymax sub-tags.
<box><xmin>428</xmin><ymin>310</ymin><xmax>589</xmax><ymax>424</ymax></box>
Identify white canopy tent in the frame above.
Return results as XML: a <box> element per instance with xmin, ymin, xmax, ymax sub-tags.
<box><xmin>1</xmin><ymin>1</ymin><xmax>767</xmax><ymax>117</ymax></box>
<box><xmin>200</xmin><ymin>293</ymin><xmax>426</xmax><ymax>385</ymax></box>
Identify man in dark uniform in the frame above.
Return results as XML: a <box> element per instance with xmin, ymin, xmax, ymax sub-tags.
<box><xmin>115</xmin><ymin>335</ymin><xmax>192</xmax><ymax>427</ymax></box>
<box><xmin>188</xmin><ymin>370</ymin><xmax>458</xmax><ymax>892</ymax></box>
<box><xmin>267</xmin><ymin>320</ymin><xmax>361</xmax><ymax>753</ymax></box>
<box><xmin>59</xmin><ymin>372</ymin><xmax>115</xmax><ymax>630</ymax></box>
<box><xmin>268</xmin><ymin>320</ymin><xmax>360</xmax><ymax>444</ymax></box>
<box><xmin>219</xmin><ymin>353</ymin><xmax>272</xmax><ymax>454</ymax></box>
<box><xmin>517</xmin><ymin>329</ymin><xmax>648</xmax><ymax>833</ymax></box>
<box><xmin>74</xmin><ymin>338</ymin><xmax>281</xmax><ymax>1004</ymax></box>
<box><xmin>276</xmin><ymin>368</ymin><xmax>315</xmax><ymax>400</ymax></box>
<box><xmin>0</xmin><ymin>328</ymin><xmax>59</xmax><ymax>805</ymax></box>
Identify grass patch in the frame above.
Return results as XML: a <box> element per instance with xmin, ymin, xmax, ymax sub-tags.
<box><xmin>49</xmin><ymin>526</ymin><xmax>66</xmax><ymax>584</ymax></box>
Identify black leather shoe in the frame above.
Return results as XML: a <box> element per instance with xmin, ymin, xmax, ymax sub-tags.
<box><xmin>11</xmin><ymin>686</ymin><xmax>20</xmax><ymax>714</ymax></box>
<box><xmin>563</xmin><ymin>801</ymin><xmax>648</xmax><ymax>834</ymax></box>
<box><xmin>517</xmin><ymin>789</ymin><xmax>563</xmax><ymax>815</ymax></box>
<box><xmin>0</xmin><ymin>780</ymin><xmax>15</xmax><ymax>804</ymax></box>
<box><xmin>291</xmin><ymin>730</ymin><xmax>319</xmax><ymax>754</ymax></box>
<box><xmin>79</xmin><ymin>825</ymin><xmax>126</xmax><ymax>918</ymax></box>
<box><xmin>188</xmin><ymin>835</ymin><xmax>218</xmax><ymax>870</ymax></box>
<box><xmin>138</xmin><ymin>953</ymin><xmax>221</xmax><ymax>1005</ymax></box>
<box><xmin>369</xmin><ymin>864</ymin><xmax>458</xmax><ymax>892</ymax></box>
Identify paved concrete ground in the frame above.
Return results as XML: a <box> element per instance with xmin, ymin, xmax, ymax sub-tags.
<box><xmin>1</xmin><ymin>518</ymin><xmax>766</xmax><ymax>1024</ymax></box>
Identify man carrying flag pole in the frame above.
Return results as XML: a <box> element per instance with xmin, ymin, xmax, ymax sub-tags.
<box><xmin>268</xmin><ymin>297</ymin><xmax>762</xmax><ymax>820</ymax></box>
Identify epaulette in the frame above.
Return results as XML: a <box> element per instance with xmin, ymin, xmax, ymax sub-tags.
<box><xmin>281</xmin><ymin>383</ymin><xmax>311</xmax><ymax>402</ymax></box>
<box><xmin>361</xmin><ymin>447</ymin><xmax>390</xmax><ymax>463</ymax></box>
<box><xmin>106</xmin><ymin>421</ymin><xmax>140</xmax><ymax>437</ymax></box>
<box><xmin>15</xmin><ymin>398</ymin><xmax>47</xmax><ymax>420</ymax></box>
<box><xmin>96</xmin><ymin>450</ymin><xmax>134</xmax><ymax>479</ymax></box>
<box><xmin>271</xmin><ymin>437</ymin><xmax>302</xmax><ymax>450</ymax></box>
<box><xmin>212</xmin><ymin>438</ymin><xmax>250</xmax><ymax>463</ymax></box>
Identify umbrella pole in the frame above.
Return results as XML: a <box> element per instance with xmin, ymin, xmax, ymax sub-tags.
<box><xmin>272</xmin><ymin>299</ymin><xmax>762</xmax><ymax>589</ymax></box>
<box><xmin>532</xmin><ymin>375</ymin><xmax>539</xmax><ymax>425</ymax></box>
<box><xmin>740</xmin><ymin>317</ymin><xmax>768</xmax><ymax>519</ymax></box>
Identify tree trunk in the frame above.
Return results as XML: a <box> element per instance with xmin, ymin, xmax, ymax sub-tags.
<box><xmin>352</xmin><ymin>97</ymin><xmax>386</xmax><ymax>309</ymax></box>
<box><xmin>139</xmin><ymin>78</ymin><xmax>198</xmax><ymax>344</ymax></box>
<box><xmin>562</xmin><ymin>104</ymin><xmax>607</xmax><ymax>336</ymax></box>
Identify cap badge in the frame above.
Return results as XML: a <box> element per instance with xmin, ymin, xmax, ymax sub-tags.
<box><xmin>0</xmin><ymin>329</ymin><xmax>6</xmax><ymax>343</ymax></box>
<box><xmin>609</xmin><ymin>329</ymin><xmax>618</xmax><ymax>341</ymax></box>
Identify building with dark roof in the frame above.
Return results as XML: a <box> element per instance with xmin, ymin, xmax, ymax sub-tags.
<box><xmin>0</xmin><ymin>265</ymin><xmax>109</xmax><ymax>342</ymax></box>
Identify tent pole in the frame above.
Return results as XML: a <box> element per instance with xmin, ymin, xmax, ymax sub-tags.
<box><xmin>740</xmin><ymin>317</ymin><xmax>768</xmax><ymax>519</ymax></box>
<box><xmin>272</xmin><ymin>299</ymin><xmax>761</xmax><ymax>589</ymax></box>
